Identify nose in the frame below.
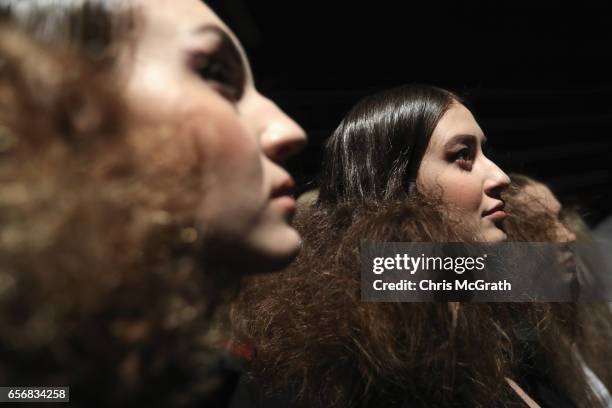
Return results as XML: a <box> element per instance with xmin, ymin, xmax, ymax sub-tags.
<box><xmin>557</xmin><ymin>224</ymin><xmax>577</xmax><ymax>243</ymax></box>
<box><xmin>253</xmin><ymin>94</ymin><xmax>306</xmax><ymax>164</ymax></box>
<box><xmin>483</xmin><ymin>158</ymin><xmax>511</xmax><ymax>197</ymax></box>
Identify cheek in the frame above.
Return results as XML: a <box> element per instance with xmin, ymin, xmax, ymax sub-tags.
<box><xmin>148</xmin><ymin>85</ymin><xmax>263</xmax><ymax>184</ymax></box>
<box><xmin>190</xmin><ymin>115</ymin><xmax>266</xmax><ymax>232</ymax></box>
<box><xmin>124</xmin><ymin>54</ymin><xmax>185</xmax><ymax>122</ymax></box>
<box><xmin>137</xmin><ymin>98</ymin><xmax>265</xmax><ymax>222</ymax></box>
<box><xmin>438</xmin><ymin>172</ymin><xmax>482</xmax><ymax>212</ymax></box>
<box><xmin>419</xmin><ymin>161</ymin><xmax>483</xmax><ymax>214</ymax></box>
<box><xmin>188</xmin><ymin>109</ymin><xmax>263</xmax><ymax>192</ymax></box>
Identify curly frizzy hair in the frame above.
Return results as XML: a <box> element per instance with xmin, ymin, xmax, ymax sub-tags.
<box><xmin>231</xmin><ymin>196</ymin><xmax>544</xmax><ymax>408</ymax></box>
<box><xmin>0</xmin><ymin>0</ymin><xmax>134</xmax><ymax>64</ymax></box>
<box><xmin>0</xmin><ymin>28</ymin><xmax>232</xmax><ymax>407</ymax></box>
<box><xmin>233</xmin><ymin>184</ymin><xmax>612</xmax><ymax>408</ymax></box>
<box><xmin>503</xmin><ymin>174</ymin><xmax>612</xmax><ymax>404</ymax></box>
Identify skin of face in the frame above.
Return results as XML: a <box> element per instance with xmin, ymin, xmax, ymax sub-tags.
<box><xmin>521</xmin><ymin>183</ymin><xmax>577</xmax><ymax>243</ymax></box>
<box><xmin>121</xmin><ymin>0</ymin><xmax>306</xmax><ymax>272</ymax></box>
<box><xmin>519</xmin><ymin>182</ymin><xmax>579</xmax><ymax>294</ymax></box>
<box><xmin>417</xmin><ymin>103</ymin><xmax>510</xmax><ymax>242</ymax></box>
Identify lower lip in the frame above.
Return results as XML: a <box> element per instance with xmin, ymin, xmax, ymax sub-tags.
<box><xmin>272</xmin><ymin>195</ymin><xmax>296</xmax><ymax>212</ymax></box>
<box><xmin>484</xmin><ymin>210</ymin><xmax>507</xmax><ymax>221</ymax></box>
<box><xmin>562</xmin><ymin>257</ymin><xmax>576</xmax><ymax>271</ymax></box>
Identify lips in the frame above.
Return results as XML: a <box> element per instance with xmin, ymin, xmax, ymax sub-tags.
<box><xmin>271</xmin><ymin>177</ymin><xmax>295</xmax><ymax>200</ymax></box>
<box><xmin>482</xmin><ymin>202</ymin><xmax>506</xmax><ymax>221</ymax></box>
<box><xmin>559</xmin><ymin>248</ymin><xmax>576</xmax><ymax>272</ymax></box>
<box><xmin>271</xmin><ymin>177</ymin><xmax>297</xmax><ymax>216</ymax></box>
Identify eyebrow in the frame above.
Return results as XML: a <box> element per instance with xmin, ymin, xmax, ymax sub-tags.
<box><xmin>194</xmin><ymin>24</ymin><xmax>222</xmax><ymax>34</ymax></box>
<box><xmin>193</xmin><ymin>24</ymin><xmax>234</xmax><ymax>44</ymax></box>
<box><xmin>443</xmin><ymin>134</ymin><xmax>487</xmax><ymax>149</ymax></box>
<box><xmin>191</xmin><ymin>23</ymin><xmax>249</xmax><ymax>76</ymax></box>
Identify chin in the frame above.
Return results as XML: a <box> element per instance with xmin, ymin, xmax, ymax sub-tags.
<box><xmin>485</xmin><ymin>227</ymin><xmax>507</xmax><ymax>243</ymax></box>
<box><xmin>242</xmin><ymin>224</ymin><xmax>302</xmax><ymax>274</ymax></box>
<box><xmin>262</xmin><ymin>231</ymin><xmax>302</xmax><ymax>272</ymax></box>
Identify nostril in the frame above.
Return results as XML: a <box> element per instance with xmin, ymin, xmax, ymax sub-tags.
<box><xmin>263</xmin><ymin>133</ymin><xmax>306</xmax><ymax>164</ymax></box>
<box><xmin>487</xmin><ymin>184</ymin><xmax>506</xmax><ymax>199</ymax></box>
<box><xmin>268</xmin><ymin>145</ymin><xmax>291</xmax><ymax>164</ymax></box>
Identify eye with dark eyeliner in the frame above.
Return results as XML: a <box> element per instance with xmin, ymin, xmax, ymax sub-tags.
<box><xmin>189</xmin><ymin>29</ymin><xmax>246</xmax><ymax>102</ymax></box>
<box><xmin>443</xmin><ymin>134</ymin><xmax>481</xmax><ymax>170</ymax></box>
<box><xmin>449</xmin><ymin>142</ymin><xmax>476</xmax><ymax>170</ymax></box>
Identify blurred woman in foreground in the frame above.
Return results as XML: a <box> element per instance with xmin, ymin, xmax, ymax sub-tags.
<box><xmin>0</xmin><ymin>0</ymin><xmax>305</xmax><ymax>406</ymax></box>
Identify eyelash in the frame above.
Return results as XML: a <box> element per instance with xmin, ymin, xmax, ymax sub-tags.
<box><xmin>191</xmin><ymin>51</ymin><xmax>244</xmax><ymax>102</ymax></box>
<box><xmin>453</xmin><ymin>147</ymin><xmax>475</xmax><ymax>170</ymax></box>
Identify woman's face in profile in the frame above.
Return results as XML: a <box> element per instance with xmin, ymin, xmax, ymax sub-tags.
<box><xmin>123</xmin><ymin>0</ymin><xmax>306</xmax><ymax>272</ymax></box>
<box><xmin>417</xmin><ymin>103</ymin><xmax>510</xmax><ymax>242</ymax></box>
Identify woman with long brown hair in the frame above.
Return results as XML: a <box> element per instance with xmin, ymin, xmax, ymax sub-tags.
<box><xmin>231</xmin><ymin>85</ymin><xmax>612</xmax><ymax>407</ymax></box>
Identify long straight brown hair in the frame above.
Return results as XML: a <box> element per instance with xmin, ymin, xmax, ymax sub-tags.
<box><xmin>318</xmin><ymin>84</ymin><xmax>461</xmax><ymax>205</ymax></box>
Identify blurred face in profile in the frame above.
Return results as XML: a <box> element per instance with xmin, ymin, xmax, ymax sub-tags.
<box><xmin>520</xmin><ymin>182</ymin><xmax>577</xmax><ymax>243</ymax></box>
<box><xmin>123</xmin><ymin>0</ymin><xmax>306</xmax><ymax>272</ymax></box>
<box><xmin>515</xmin><ymin>181</ymin><xmax>578</xmax><ymax>292</ymax></box>
<box><xmin>417</xmin><ymin>103</ymin><xmax>510</xmax><ymax>242</ymax></box>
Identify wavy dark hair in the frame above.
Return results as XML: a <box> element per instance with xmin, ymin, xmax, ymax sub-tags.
<box><xmin>503</xmin><ymin>173</ymin><xmax>561</xmax><ymax>242</ymax></box>
<box><xmin>0</xmin><ymin>27</ymin><xmax>240</xmax><ymax>408</ymax></box>
<box><xmin>0</xmin><ymin>0</ymin><xmax>134</xmax><ymax>66</ymax></box>
<box><xmin>503</xmin><ymin>173</ymin><xmax>612</xmax><ymax>400</ymax></box>
<box><xmin>318</xmin><ymin>84</ymin><xmax>461</xmax><ymax>205</ymax></box>
<box><xmin>232</xmin><ymin>194</ymin><xmax>612</xmax><ymax>408</ymax></box>
<box><xmin>232</xmin><ymin>197</ymin><xmax>539</xmax><ymax>407</ymax></box>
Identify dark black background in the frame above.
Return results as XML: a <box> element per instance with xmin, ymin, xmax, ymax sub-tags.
<box><xmin>210</xmin><ymin>0</ymin><xmax>612</xmax><ymax>226</ymax></box>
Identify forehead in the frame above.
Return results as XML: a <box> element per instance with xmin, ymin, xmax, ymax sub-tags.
<box><xmin>429</xmin><ymin>103</ymin><xmax>484</xmax><ymax>146</ymax></box>
<box><xmin>136</xmin><ymin>0</ymin><xmax>221</xmax><ymax>24</ymax></box>
<box><xmin>133</xmin><ymin>0</ymin><xmax>242</xmax><ymax>50</ymax></box>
